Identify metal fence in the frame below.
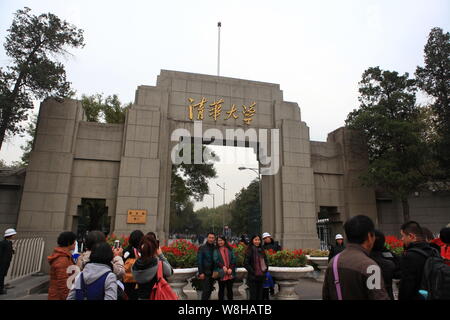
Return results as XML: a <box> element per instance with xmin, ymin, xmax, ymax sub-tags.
<box><xmin>316</xmin><ymin>218</ymin><xmax>331</xmax><ymax>251</ymax></box>
<box><xmin>5</xmin><ymin>237</ymin><xmax>45</xmax><ymax>282</ymax></box>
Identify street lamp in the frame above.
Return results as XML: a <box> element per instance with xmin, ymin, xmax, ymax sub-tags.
<box><xmin>238</xmin><ymin>166</ymin><xmax>262</xmax><ymax>235</ymax></box>
<box><xmin>216</xmin><ymin>182</ymin><xmax>226</xmax><ymax>235</ymax></box>
<box><xmin>238</xmin><ymin>167</ymin><xmax>260</xmax><ymax>178</ymax></box>
<box><xmin>205</xmin><ymin>193</ymin><xmax>215</xmax><ymax>233</ymax></box>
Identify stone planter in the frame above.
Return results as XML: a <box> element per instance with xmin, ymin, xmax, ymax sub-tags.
<box><xmin>166</xmin><ymin>267</ymin><xmax>198</xmax><ymax>300</ymax></box>
<box><xmin>268</xmin><ymin>265</ymin><xmax>314</xmax><ymax>300</ymax></box>
<box><xmin>306</xmin><ymin>255</ymin><xmax>329</xmax><ymax>282</ymax></box>
<box><xmin>232</xmin><ymin>268</ymin><xmax>247</xmax><ymax>299</ymax></box>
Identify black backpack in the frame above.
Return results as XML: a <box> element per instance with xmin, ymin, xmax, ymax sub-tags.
<box><xmin>409</xmin><ymin>247</ymin><xmax>450</xmax><ymax>300</ymax></box>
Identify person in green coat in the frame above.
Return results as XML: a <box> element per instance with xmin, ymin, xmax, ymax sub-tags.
<box><xmin>213</xmin><ymin>235</ymin><xmax>236</xmax><ymax>300</ymax></box>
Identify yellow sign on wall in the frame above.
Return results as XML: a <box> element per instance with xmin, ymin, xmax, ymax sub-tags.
<box><xmin>127</xmin><ymin>210</ymin><xmax>147</xmax><ymax>224</ymax></box>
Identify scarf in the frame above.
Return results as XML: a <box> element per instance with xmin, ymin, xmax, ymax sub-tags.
<box><xmin>252</xmin><ymin>246</ymin><xmax>266</xmax><ymax>277</ymax></box>
<box><xmin>219</xmin><ymin>246</ymin><xmax>232</xmax><ymax>281</ymax></box>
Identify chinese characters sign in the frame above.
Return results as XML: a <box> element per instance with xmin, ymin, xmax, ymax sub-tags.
<box><xmin>127</xmin><ymin>210</ymin><xmax>147</xmax><ymax>224</ymax></box>
<box><xmin>188</xmin><ymin>97</ymin><xmax>256</xmax><ymax>125</ymax></box>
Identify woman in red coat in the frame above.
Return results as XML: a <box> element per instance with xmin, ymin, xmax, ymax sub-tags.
<box><xmin>47</xmin><ymin>232</ymin><xmax>77</xmax><ymax>300</ymax></box>
<box><xmin>431</xmin><ymin>227</ymin><xmax>450</xmax><ymax>266</ymax></box>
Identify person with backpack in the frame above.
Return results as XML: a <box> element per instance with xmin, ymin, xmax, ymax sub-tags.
<box><xmin>0</xmin><ymin>228</ymin><xmax>17</xmax><ymax>295</ymax></box>
<box><xmin>213</xmin><ymin>235</ymin><xmax>236</xmax><ymax>301</ymax></box>
<box><xmin>369</xmin><ymin>230</ymin><xmax>396</xmax><ymax>300</ymax></box>
<box><xmin>244</xmin><ymin>235</ymin><xmax>268</xmax><ymax>300</ymax></box>
<box><xmin>322</xmin><ymin>215</ymin><xmax>390</xmax><ymax>300</ymax></box>
<box><xmin>48</xmin><ymin>231</ymin><xmax>77</xmax><ymax>300</ymax></box>
<box><xmin>132</xmin><ymin>234</ymin><xmax>173</xmax><ymax>300</ymax></box>
<box><xmin>67</xmin><ymin>242</ymin><xmax>118</xmax><ymax>300</ymax></box>
<box><xmin>76</xmin><ymin>230</ymin><xmax>125</xmax><ymax>280</ymax></box>
<box><xmin>123</xmin><ymin>230</ymin><xmax>144</xmax><ymax>300</ymax></box>
<box><xmin>398</xmin><ymin>221</ymin><xmax>440</xmax><ymax>300</ymax></box>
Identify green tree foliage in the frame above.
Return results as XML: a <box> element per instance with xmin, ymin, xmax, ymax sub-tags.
<box><xmin>81</xmin><ymin>93</ymin><xmax>130</xmax><ymax>124</ymax></box>
<box><xmin>169</xmin><ymin>145</ymin><xmax>218</xmax><ymax>233</ymax></box>
<box><xmin>229</xmin><ymin>179</ymin><xmax>260</xmax><ymax>236</ymax></box>
<box><xmin>0</xmin><ymin>7</ymin><xmax>84</xmax><ymax>149</ymax></box>
<box><xmin>18</xmin><ymin>112</ymin><xmax>37</xmax><ymax>166</ymax></box>
<box><xmin>169</xmin><ymin>201</ymin><xmax>202</xmax><ymax>234</ymax></box>
<box><xmin>346</xmin><ymin>67</ymin><xmax>428</xmax><ymax>222</ymax></box>
<box><xmin>415</xmin><ymin>27</ymin><xmax>450</xmax><ymax>184</ymax></box>
<box><xmin>195</xmin><ymin>203</ymin><xmax>233</xmax><ymax>235</ymax></box>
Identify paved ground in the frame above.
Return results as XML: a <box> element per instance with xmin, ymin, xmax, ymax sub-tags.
<box><xmin>12</xmin><ymin>277</ymin><xmax>323</xmax><ymax>300</ymax></box>
<box><xmin>0</xmin><ymin>274</ymin><xmax>49</xmax><ymax>300</ymax></box>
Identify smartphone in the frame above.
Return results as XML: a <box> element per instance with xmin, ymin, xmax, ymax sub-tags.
<box><xmin>114</xmin><ymin>240</ymin><xmax>120</xmax><ymax>249</ymax></box>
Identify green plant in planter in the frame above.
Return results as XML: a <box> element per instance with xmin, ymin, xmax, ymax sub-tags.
<box><xmin>231</xmin><ymin>243</ymin><xmax>247</xmax><ymax>268</ymax></box>
<box><xmin>308</xmin><ymin>249</ymin><xmax>329</xmax><ymax>257</ymax></box>
<box><xmin>266</xmin><ymin>249</ymin><xmax>307</xmax><ymax>267</ymax></box>
<box><xmin>161</xmin><ymin>239</ymin><xmax>198</xmax><ymax>268</ymax></box>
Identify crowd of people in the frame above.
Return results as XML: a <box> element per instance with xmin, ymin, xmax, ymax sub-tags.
<box><xmin>1</xmin><ymin>217</ymin><xmax>449</xmax><ymax>300</ymax></box>
<box><xmin>323</xmin><ymin>216</ymin><xmax>450</xmax><ymax>300</ymax></box>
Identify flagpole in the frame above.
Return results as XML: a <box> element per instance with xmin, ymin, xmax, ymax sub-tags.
<box><xmin>217</xmin><ymin>22</ymin><xmax>221</xmax><ymax>76</ymax></box>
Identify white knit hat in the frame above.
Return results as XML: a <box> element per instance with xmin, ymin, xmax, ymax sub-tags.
<box><xmin>262</xmin><ymin>232</ymin><xmax>271</xmax><ymax>239</ymax></box>
<box><xmin>4</xmin><ymin>228</ymin><xmax>17</xmax><ymax>237</ymax></box>
<box><xmin>335</xmin><ymin>234</ymin><xmax>344</xmax><ymax>240</ymax></box>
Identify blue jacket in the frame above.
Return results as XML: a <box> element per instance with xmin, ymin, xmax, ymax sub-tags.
<box><xmin>263</xmin><ymin>271</ymin><xmax>274</xmax><ymax>288</ymax></box>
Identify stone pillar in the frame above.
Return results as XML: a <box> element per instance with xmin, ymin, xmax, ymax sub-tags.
<box><xmin>16</xmin><ymin>98</ymin><xmax>84</xmax><ymax>273</ymax></box>
<box><xmin>327</xmin><ymin>128</ymin><xmax>377</xmax><ymax>224</ymax></box>
<box><xmin>113</xmin><ymin>86</ymin><xmax>164</xmax><ymax>238</ymax></box>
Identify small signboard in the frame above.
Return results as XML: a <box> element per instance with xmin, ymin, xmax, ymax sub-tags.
<box><xmin>127</xmin><ymin>210</ymin><xmax>147</xmax><ymax>224</ymax></box>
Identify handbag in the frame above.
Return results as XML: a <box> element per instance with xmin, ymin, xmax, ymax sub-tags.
<box><xmin>211</xmin><ymin>271</ymin><xmax>220</xmax><ymax>279</ymax></box>
<box><xmin>149</xmin><ymin>260</ymin><xmax>178</xmax><ymax>300</ymax></box>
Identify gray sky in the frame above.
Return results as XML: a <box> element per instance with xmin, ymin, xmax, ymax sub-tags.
<box><xmin>1</xmin><ymin>0</ymin><xmax>449</xmax><ymax>210</ymax></box>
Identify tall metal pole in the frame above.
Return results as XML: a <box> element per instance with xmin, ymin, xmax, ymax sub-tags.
<box><xmin>207</xmin><ymin>193</ymin><xmax>215</xmax><ymax>233</ymax></box>
<box><xmin>212</xmin><ymin>193</ymin><xmax>215</xmax><ymax>233</ymax></box>
<box><xmin>216</xmin><ymin>182</ymin><xmax>226</xmax><ymax>235</ymax></box>
<box><xmin>217</xmin><ymin>22</ymin><xmax>221</xmax><ymax>76</ymax></box>
<box><xmin>223</xmin><ymin>182</ymin><xmax>225</xmax><ymax>234</ymax></box>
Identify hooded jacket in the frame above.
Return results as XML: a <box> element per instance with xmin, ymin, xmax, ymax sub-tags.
<box><xmin>322</xmin><ymin>243</ymin><xmax>390</xmax><ymax>300</ymax></box>
<box><xmin>132</xmin><ymin>254</ymin><xmax>173</xmax><ymax>300</ymax></box>
<box><xmin>399</xmin><ymin>241</ymin><xmax>438</xmax><ymax>300</ymax></box>
<box><xmin>370</xmin><ymin>250</ymin><xmax>396</xmax><ymax>300</ymax></box>
<box><xmin>67</xmin><ymin>263</ymin><xmax>117</xmax><ymax>300</ymax></box>
<box><xmin>47</xmin><ymin>247</ymin><xmax>75</xmax><ymax>300</ymax></box>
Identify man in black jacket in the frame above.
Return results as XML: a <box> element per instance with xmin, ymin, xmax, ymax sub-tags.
<box><xmin>0</xmin><ymin>228</ymin><xmax>17</xmax><ymax>295</ymax></box>
<box><xmin>399</xmin><ymin>221</ymin><xmax>438</xmax><ymax>300</ymax></box>
<box><xmin>197</xmin><ymin>233</ymin><xmax>216</xmax><ymax>300</ymax></box>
